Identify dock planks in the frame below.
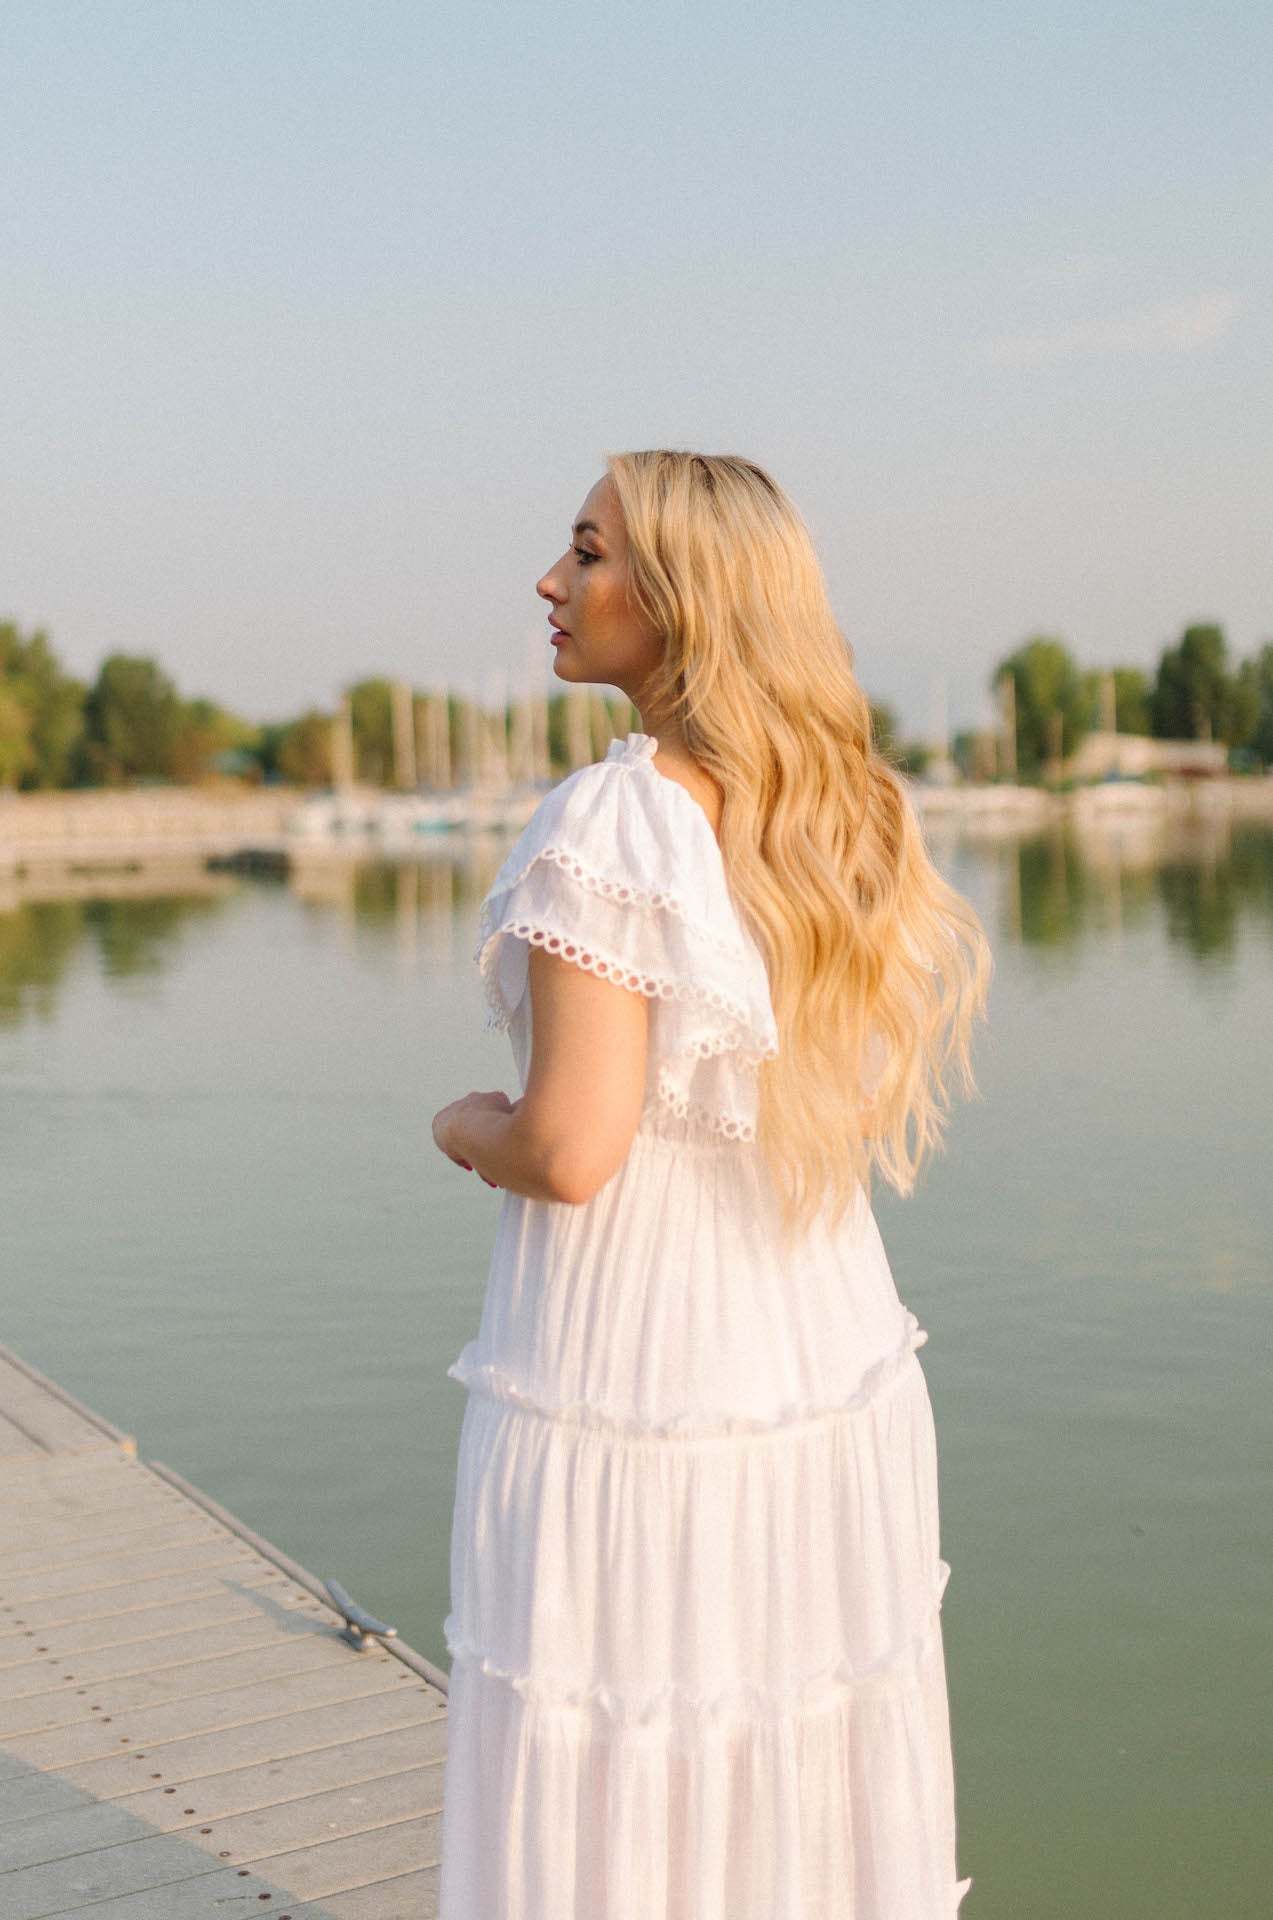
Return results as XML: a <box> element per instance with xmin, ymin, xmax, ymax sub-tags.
<box><xmin>0</xmin><ymin>1343</ymin><xmax>448</xmax><ymax>1918</ymax></box>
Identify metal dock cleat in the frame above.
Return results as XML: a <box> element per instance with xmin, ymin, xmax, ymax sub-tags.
<box><xmin>323</xmin><ymin>1576</ymin><xmax>400</xmax><ymax>1651</ymax></box>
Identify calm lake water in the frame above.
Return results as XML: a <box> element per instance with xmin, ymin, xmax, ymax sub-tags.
<box><xmin>3</xmin><ymin>813</ymin><xmax>1271</xmax><ymax>1919</ymax></box>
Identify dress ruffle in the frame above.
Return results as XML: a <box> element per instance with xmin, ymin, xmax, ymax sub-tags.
<box><xmin>474</xmin><ymin>735</ymin><xmax>779</xmax><ymax>1141</ymax></box>
<box><xmin>441</xmin><ymin>1652</ymin><xmax>973</xmax><ymax>1919</ymax></box>
<box><xmin>444</xmin><ymin>1322</ymin><xmax>944</xmax><ymax>1732</ymax></box>
<box><xmin>450</xmin><ymin>1120</ymin><xmax>910</xmax><ymax>1431</ymax></box>
<box><xmin>445</xmin><ymin>735</ymin><xmax>973</xmax><ymax>1916</ymax></box>
<box><xmin>447</xmin><ymin>1305</ymin><xmax>930</xmax><ymax>1442</ymax></box>
<box><xmin>441</xmin><ymin>1338</ymin><xmax>969</xmax><ymax>1918</ymax></box>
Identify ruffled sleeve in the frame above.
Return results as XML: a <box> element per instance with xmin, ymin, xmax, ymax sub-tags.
<box><xmin>474</xmin><ymin>734</ymin><xmax>779</xmax><ymax>1142</ymax></box>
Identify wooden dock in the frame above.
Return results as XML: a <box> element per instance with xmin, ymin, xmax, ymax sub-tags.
<box><xmin>0</xmin><ymin>1344</ymin><xmax>448</xmax><ymax>1918</ymax></box>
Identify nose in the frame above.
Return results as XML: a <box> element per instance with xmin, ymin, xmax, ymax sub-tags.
<box><xmin>536</xmin><ymin>570</ymin><xmax>562</xmax><ymax>604</ymax></box>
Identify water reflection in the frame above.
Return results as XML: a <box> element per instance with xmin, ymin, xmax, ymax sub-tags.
<box><xmin>977</xmin><ymin>820</ymin><xmax>1273</xmax><ymax>963</ymax></box>
<box><xmin>0</xmin><ymin>847</ymin><xmax>509</xmax><ymax>1027</ymax></box>
<box><xmin>3</xmin><ymin>823</ymin><xmax>1271</xmax><ymax>1028</ymax></box>
<box><xmin>0</xmin><ymin>899</ymin><xmax>83</xmax><ymax>1026</ymax></box>
<box><xmin>0</xmin><ymin>891</ymin><xmax>230</xmax><ymax>1026</ymax></box>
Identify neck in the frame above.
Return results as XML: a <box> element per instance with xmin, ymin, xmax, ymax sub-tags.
<box><xmin>633</xmin><ymin>694</ymin><xmax>690</xmax><ymax>760</ymax></box>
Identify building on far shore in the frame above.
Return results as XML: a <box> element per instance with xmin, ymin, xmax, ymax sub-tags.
<box><xmin>1067</xmin><ymin>731</ymin><xmax>1229</xmax><ymax>782</ymax></box>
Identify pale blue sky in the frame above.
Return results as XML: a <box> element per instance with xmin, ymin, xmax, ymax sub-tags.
<box><xmin>3</xmin><ymin>1</ymin><xmax>1269</xmax><ymax>735</ymax></box>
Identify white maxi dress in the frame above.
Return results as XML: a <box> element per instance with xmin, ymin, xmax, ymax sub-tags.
<box><xmin>439</xmin><ymin>732</ymin><xmax>972</xmax><ymax>1919</ymax></box>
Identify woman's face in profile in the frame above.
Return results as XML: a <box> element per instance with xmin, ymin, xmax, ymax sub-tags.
<box><xmin>537</xmin><ymin>475</ymin><xmax>661</xmax><ymax>692</ymax></box>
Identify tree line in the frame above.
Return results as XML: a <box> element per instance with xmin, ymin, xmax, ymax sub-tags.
<box><xmin>980</xmin><ymin>626</ymin><xmax>1273</xmax><ymax>781</ymax></box>
<box><xmin>2</xmin><ymin>618</ymin><xmax>1271</xmax><ymax>793</ymax></box>
<box><xmin>0</xmin><ymin>631</ymin><xmax>631</xmax><ymax>791</ymax></box>
<box><xmin>0</xmin><ymin>629</ymin><xmax>253</xmax><ymax>790</ymax></box>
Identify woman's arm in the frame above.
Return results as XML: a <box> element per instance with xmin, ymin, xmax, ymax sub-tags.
<box><xmin>435</xmin><ymin>943</ymin><xmax>650</xmax><ymax>1204</ymax></box>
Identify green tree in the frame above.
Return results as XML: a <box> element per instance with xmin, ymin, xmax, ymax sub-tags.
<box><xmin>252</xmin><ymin>721</ymin><xmax>287</xmax><ymax>783</ymax></box>
<box><xmin>1113</xmin><ymin>667</ymin><xmax>1151</xmax><ymax>735</ymax></box>
<box><xmin>0</xmin><ymin>680</ymin><xmax>34</xmax><ymax>788</ymax></box>
<box><xmin>168</xmin><ymin>697</ymin><xmax>255</xmax><ymax>785</ymax></box>
<box><xmin>992</xmin><ymin>635</ymin><xmax>1091</xmax><ymax>781</ymax></box>
<box><xmin>1078</xmin><ymin>665</ymin><xmax>1152</xmax><ymax>739</ymax></box>
<box><xmin>276</xmin><ymin>709</ymin><xmax>334</xmax><ymax>787</ymax></box>
<box><xmin>0</xmin><ymin>623</ymin><xmax>86</xmax><ymax>788</ymax></box>
<box><xmin>1150</xmin><ymin>624</ymin><xmax>1245</xmax><ymax>743</ymax></box>
<box><xmin>81</xmin><ymin>654</ymin><xmax>182</xmax><ymax>784</ymax></box>
<box><xmin>348</xmin><ymin>678</ymin><xmax>395</xmax><ymax>786</ymax></box>
<box><xmin>1232</xmin><ymin>642</ymin><xmax>1273</xmax><ymax>766</ymax></box>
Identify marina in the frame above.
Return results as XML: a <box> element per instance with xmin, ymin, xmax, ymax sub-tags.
<box><xmin>0</xmin><ymin>1345</ymin><xmax>448</xmax><ymax>1918</ymax></box>
<box><xmin>3</xmin><ymin>771</ymin><xmax>1272</xmax><ymax>892</ymax></box>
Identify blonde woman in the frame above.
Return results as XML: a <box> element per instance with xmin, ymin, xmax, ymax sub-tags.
<box><xmin>432</xmin><ymin>451</ymin><xmax>991</xmax><ymax>1917</ymax></box>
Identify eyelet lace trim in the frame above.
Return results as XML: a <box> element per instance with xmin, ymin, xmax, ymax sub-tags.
<box><xmin>477</xmin><ymin>920</ymin><xmax>756</xmax><ymax>1025</ymax></box>
<box><xmin>651</xmin><ymin>1074</ymin><xmax>762</xmax><ymax>1143</ymax></box>
<box><xmin>476</xmin><ymin>912</ymin><xmax>777</xmax><ymax>1142</ymax></box>
<box><xmin>477</xmin><ymin>896</ymin><xmax>771</xmax><ymax>1023</ymax></box>
<box><xmin>485</xmin><ymin>844</ymin><xmax>747</xmax><ymax>960</ymax></box>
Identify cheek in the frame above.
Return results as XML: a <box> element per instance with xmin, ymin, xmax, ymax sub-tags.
<box><xmin>577</xmin><ymin>569</ymin><xmax>639</xmax><ymax>647</ymax></box>
<box><xmin>571</xmin><ymin>573</ymin><xmax>605</xmax><ymax>632</ymax></box>
<box><xmin>598</xmin><ymin>573</ymin><xmax>636</xmax><ymax>631</ymax></box>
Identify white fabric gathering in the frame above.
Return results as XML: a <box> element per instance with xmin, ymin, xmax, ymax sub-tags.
<box><xmin>438</xmin><ymin>731</ymin><xmax>972</xmax><ymax>1918</ymax></box>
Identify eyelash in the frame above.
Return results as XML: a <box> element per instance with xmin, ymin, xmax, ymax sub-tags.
<box><xmin>574</xmin><ymin>546</ymin><xmax>599</xmax><ymax>565</ymax></box>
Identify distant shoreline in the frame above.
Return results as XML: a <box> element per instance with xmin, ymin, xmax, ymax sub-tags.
<box><xmin>3</xmin><ymin>773</ymin><xmax>1273</xmax><ymax>884</ymax></box>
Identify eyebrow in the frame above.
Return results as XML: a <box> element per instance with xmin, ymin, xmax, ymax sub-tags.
<box><xmin>572</xmin><ymin>520</ymin><xmax>603</xmax><ymax>539</ymax></box>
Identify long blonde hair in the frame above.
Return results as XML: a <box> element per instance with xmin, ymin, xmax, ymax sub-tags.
<box><xmin>607</xmin><ymin>449</ymin><xmax>993</xmax><ymax>1244</ymax></box>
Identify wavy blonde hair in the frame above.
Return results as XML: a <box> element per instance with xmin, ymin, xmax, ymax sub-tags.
<box><xmin>607</xmin><ymin>449</ymin><xmax>993</xmax><ymax>1246</ymax></box>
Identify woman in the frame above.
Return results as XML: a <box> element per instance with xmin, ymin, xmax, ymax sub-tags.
<box><xmin>431</xmin><ymin>451</ymin><xmax>991</xmax><ymax>1917</ymax></box>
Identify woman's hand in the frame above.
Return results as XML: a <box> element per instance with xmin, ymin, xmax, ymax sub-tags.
<box><xmin>432</xmin><ymin>1091</ymin><xmax>517</xmax><ymax>1186</ymax></box>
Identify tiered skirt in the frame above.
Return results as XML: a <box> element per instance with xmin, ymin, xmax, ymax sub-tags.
<box><xmin>439</xmin><ymin>1125</ymin><xmax>972</xmax><ymax>1918</ymax></box>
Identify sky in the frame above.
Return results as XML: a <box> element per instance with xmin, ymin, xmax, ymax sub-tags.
<box><xmin>3</xmin><ymin>1</ymin><xmax>1269</xmax><ymax>738</ymax></box>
